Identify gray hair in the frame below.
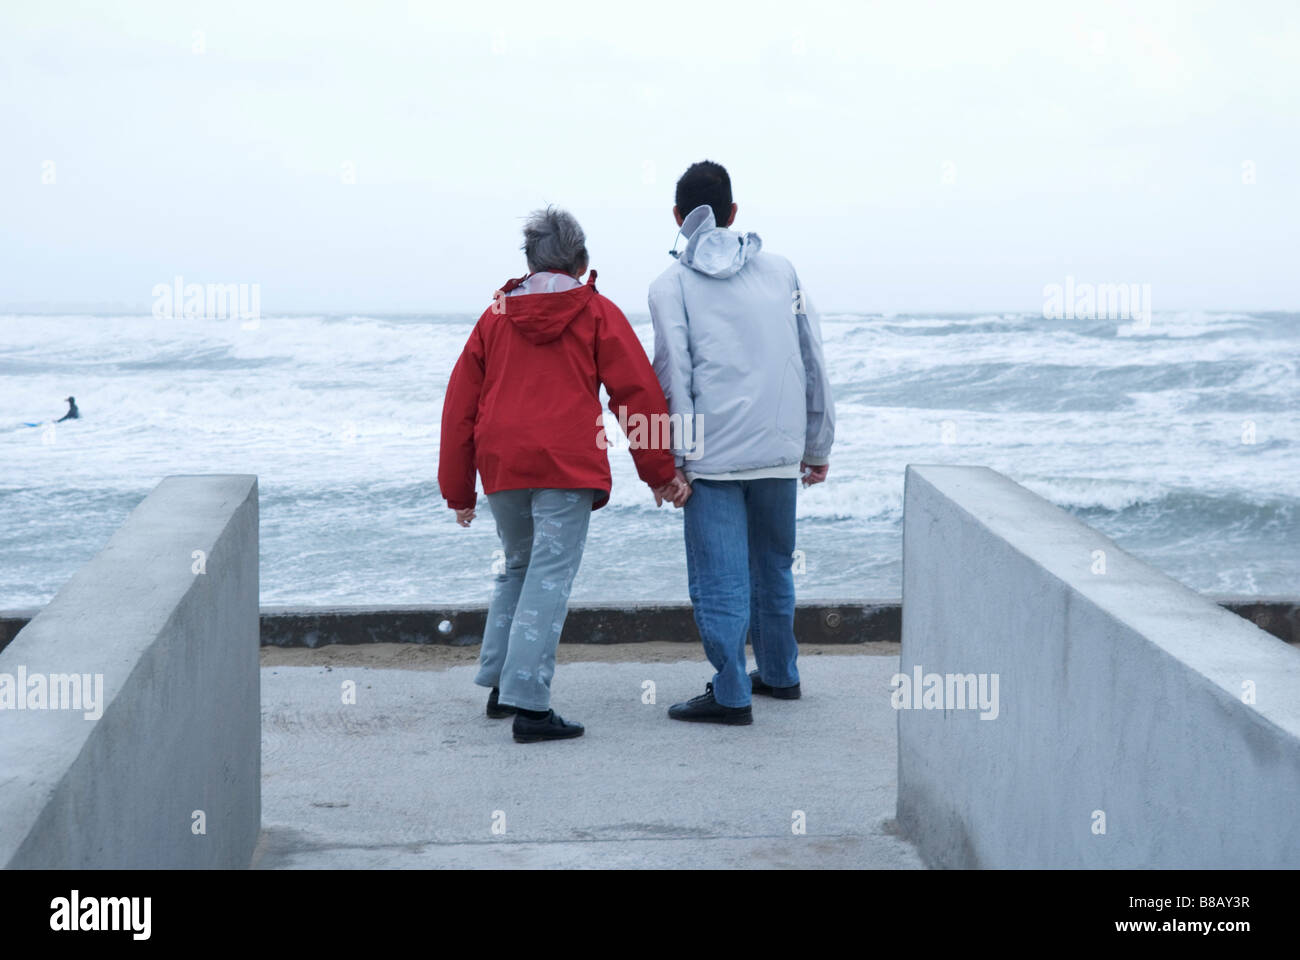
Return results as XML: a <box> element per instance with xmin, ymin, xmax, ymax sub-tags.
<box><xmin>522</xmin><ymin>206</ymin><xmax>588</xmax><ymax>275</ymax></box>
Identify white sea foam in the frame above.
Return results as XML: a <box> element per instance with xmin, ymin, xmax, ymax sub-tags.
<box><xmin>2</xmin><ymin>310</ymin><xmax>1296</xmax><ymax>606</ymax></box>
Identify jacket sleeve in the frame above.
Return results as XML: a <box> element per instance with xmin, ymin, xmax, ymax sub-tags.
<box><xmin>438</xmin><ymin>320</ymin><xmax>486</xmax><ymax>509</ymax></box>
<box><xmin>648</xmin><ymin>274</ymin><xmax>696</xmax><ymax>468</ymax></box>
<box><xmin>791</xmin><ymin>271</ymin><xmax>835</xmax><ymax>464</ymax></box>
<box><xmin>595</xmin><ymin>299</ymin><xmax>679</xmax><ymax>489</ymax></box>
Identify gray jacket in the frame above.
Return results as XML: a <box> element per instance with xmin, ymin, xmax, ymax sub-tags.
<box><xmin>647</xmin><ymin>205</ymin><xmax>835</xmax><ymax>475</ymax></box>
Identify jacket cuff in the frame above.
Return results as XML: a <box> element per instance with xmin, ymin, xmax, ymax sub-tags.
<box><xmin>646</xmin><ymin>462</ymin><xmax>678</xmax><ymax>488</ymax></box>
<box><xmin>446</xmin><ymin>493</ymin><xmax>478</xmax><ymax>510</ymax></box>
<box><xmin>801</xmin><ymin>454</ymin><xmax>830</xmax><ymax>466</ymax></box>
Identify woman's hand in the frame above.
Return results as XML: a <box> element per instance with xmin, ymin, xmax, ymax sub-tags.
<box><xmin>454</xmin><ymin>507</ymin><xmax>476</xmax><ymax>527</ymax></box>
<box><xmin>653</xmin><ymin>470</ymin><xmax>692</xmax><ymax>508</ymax></box>
<box><xmin>652</xmin><ymin>482</ymin><xmax>673</xmax><ymax>507</ymax></box>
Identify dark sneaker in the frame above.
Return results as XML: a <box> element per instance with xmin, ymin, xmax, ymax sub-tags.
<box><xmin>749</xmin><ymin>670</ymin><xmax>801</xmax><ymax>700</ymax></box>
<box><xmin>668</xmin><ymin>682</ymin><xmax>753</xmax><ymax>725</ymax></box>
<box><xmin>512</xmin><ymin>709</ymin><xmax>585</xmax><ymax>743</ymax></box>
<box><xmin>486</xmin><ymin>687</ymin><xmax>516</xmax><ymax>719</ymax></box>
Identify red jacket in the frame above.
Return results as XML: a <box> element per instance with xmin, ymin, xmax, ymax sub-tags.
<box><xmin>439</xmin><ymin>270</ymin><xmax>677</xmax><ymax>511</ymax></box>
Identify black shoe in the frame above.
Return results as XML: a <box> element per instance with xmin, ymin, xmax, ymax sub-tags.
<box><xmin>486</xmin><ymin>687</ymin><xmax>516</xmax><ymax>719</ymax></box>
<box><xmin>512</xmin><ymin>709</ymin><xmax>584</xmax><ymax>743</ymax></box>
<box><xmin>749</xmin><ymin>670</ymin><xmax>801</xmax><ymax>700</ymax></box>
<box><xmin>668</xmin><ymin>683</ymin><xmax>753</xmax><ymax>725</ymax></box>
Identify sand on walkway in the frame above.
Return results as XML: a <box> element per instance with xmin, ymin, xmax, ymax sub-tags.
<box><xmin>260</xmin><ymin>640</ymin><xmax>898</xmax><ymax>671</ymax></box>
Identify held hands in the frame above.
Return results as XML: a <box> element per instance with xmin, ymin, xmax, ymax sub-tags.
<box><xmin>451</xmin><ymin>463</ymin><xmax>814</xmax><ymax>524</ymax></box>
<box><xmin>800</xmin><ymin>461</ymin><xmax>829</xmax><ymax>487</ymax></box>
<box><xmin>653</xmin><ymin>468</ymin><xmax>692</xmax><ymax>508</ymax></box>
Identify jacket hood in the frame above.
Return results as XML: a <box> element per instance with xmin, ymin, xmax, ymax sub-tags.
<box><xmin>495</xmin><ymin>270</ymin><xmax>598</xmax><ymax>344</ymax></box>
<box><xmin>670</xmin><ymin>205</ymin><xmax>761</xmax><ymax>279</ymax></box>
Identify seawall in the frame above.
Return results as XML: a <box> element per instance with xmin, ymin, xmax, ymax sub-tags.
<box><xmin>3</xmin><ymin>599</ymin><xmax>1295</xmax><ymax>652</ymax></box>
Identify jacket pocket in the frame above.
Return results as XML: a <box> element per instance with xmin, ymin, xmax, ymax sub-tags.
<box><xmin>775</xmin><ymin>356</ymin><xmax>806</xmax><ymax>444</ymax></box>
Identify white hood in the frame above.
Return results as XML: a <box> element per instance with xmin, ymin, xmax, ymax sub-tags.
<box><xmin>670</xmin><ymin>205</ymin><xmax>762</xmax><ymax>279</ymax></box>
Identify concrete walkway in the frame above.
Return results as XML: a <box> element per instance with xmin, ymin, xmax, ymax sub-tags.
<box><xmin>254</xmin><ymin>655</ymin><xmax>923</xmax><ymax>868</ymax></box>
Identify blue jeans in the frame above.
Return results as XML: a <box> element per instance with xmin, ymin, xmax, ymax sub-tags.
<box><xmin>683</xmin><ymin>478</ymin><xmax>799</xmax><ymax>707</ymax></box>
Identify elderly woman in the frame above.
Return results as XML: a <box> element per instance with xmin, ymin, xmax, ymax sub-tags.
<box><xmin>439</xmin><ymin>207</ymin><xmax>687</xmax><ymax>743</ymax></box>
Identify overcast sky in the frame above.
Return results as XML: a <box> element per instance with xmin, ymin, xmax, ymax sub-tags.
<box><xmin>1</xmin><ymin>0</ymin><xmax>1296</xmax><ymax>314</ymax></box>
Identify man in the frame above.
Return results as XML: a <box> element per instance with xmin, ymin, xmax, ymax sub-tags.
<box><xmin>649</xmin><ymin>160</ymin><xmax>835</xmax><ymax>725</ymax></box>
<box><xmin>56</xmin><ymin>396</ymin><xmax>79</xmax><ymax>422</ymax></box>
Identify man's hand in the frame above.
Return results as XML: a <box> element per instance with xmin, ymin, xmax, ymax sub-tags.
<box><xmin>454</xmin><ymin>507</ymin><xmax>476</xmax><ymax>527</ymax></box>
<box><xmin>800</xmin><ymin>461</ymin><xmax>829</xmax><ymax>487</ymax></box>
<box><xmin>672</xmin><ymin>468</ymin><xmax>692</xmax><ymax>507</ymax></box>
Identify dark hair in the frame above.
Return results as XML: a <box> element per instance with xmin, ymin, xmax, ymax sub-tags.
<box><xmin>675</xmin><ymin>161</ymin><xmax>732</xmax><ymax>226</ymax></box>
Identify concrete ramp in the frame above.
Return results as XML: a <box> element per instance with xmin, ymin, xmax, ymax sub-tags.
<box><xmin>898</xmin><ymin>465</ymin><xmax>1300</xmax><ymax>868</ymax></box>
<box><xmin>255</xmin><ymin>657</ymin><xmax>920</xmax><ymax>869</ymax></box>
<box><xmin>0</xmin><ymin>476</ymin><xmax>260</xmax><ymax>869</ymax></box>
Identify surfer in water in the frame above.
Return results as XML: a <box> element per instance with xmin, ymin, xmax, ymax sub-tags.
<box><xmin>55</xmin><ymin>396</ymin><xmax>79</xmax><ymax>422</ymax></box>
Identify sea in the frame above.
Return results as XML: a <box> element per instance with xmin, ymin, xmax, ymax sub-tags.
<box><xmin>1</xmin><ymin>310</ymin><xmax>1296</xmax><ymax>610</ymax></box>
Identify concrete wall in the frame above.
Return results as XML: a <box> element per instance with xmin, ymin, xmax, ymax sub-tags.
<box><xmin>0</xmin><ymin>475</ymin><xmax>260</xmax><ymax>869</ymax></box>
<box><xmin>9</xmin><ymin>599</ymin><xmax>1297</xmax><ymax>652</ymax></box>
<box><xmin>256</xmin><ymin>601</ymin><xmax>899</xmax><ymax>647</ymax></box>
<box><xmin>897</xmin><ymin>464</ymin><xmax>1300</xmax><ymax>869</ymax></box>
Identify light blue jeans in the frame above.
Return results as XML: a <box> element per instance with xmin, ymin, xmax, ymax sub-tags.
<box><xmin>683</xmin><ymin>478</ymin><xmax>800</xmax><ymax>708</ymax></box>
<box><xmin>475</xmin><ymin>488</ymin><xmax>595</xmax><ymax>711</ymax></box>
